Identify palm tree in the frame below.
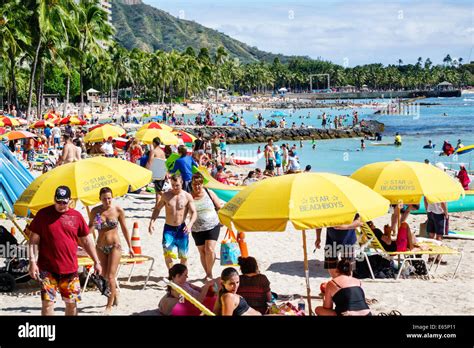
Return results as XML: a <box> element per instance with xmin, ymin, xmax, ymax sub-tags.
<box><xmin>77</xmin><ymin>0</ymin><xmax>114</xmax><ymax>116</ymax></box>
<box><xmin>0</xmin><ymin>1</ymin><xmax>31</xmax><ymax>110</ymax></box>
<box><xmin>26</xmin><ymin>0</ymin><xmax>76</xmax><ymax>120</ymax></box>
<box><xmin>443</xmin><ymin>54</ymin><xmax>452</xmax><ymax>67</ymax></box>
<box><xmin>398</xmin><ymin>59</ymin><xmax>403</xmax><ymax>66</ymax></box>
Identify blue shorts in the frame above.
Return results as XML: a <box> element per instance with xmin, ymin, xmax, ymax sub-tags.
<box><xmin>54</xmin><ymin>137</ymin><xmax>60</xmax><ymax>145</ymax></box>
<box><xmin>162</xmin><ymin>223</ymin><xmax>189</xmax><ymax>259</ymax></box>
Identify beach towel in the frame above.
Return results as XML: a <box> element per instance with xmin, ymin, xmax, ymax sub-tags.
<box><xmin>220</xmin><ymin>229</ymin><xmax>241</xmax><ymax>266</ymax></box>
<box><xmin>151</xmin><ymin>158</ymin><xmax>167</xmax><ymax>180</ymax></box>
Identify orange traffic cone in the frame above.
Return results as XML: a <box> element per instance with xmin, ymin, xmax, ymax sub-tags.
<box><xmin>237</xmin><ymin>232</ymin><xmax>249</xmax><ymax>258</ymax></box>
<box><xmin>131</xmin><ymin>222</ymin><xmax>143</xmax><ymax>263</ymax></box>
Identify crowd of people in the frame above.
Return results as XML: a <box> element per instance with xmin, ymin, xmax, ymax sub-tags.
<box><xmin>0</xmin><ymin>104</ymin><xmax>467</xmax><ymax>318</ymax></box>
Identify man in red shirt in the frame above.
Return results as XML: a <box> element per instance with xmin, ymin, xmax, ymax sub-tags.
<box><xmin>28</xmin><ymin>186</ymin><xmax>102</xmax><ymax>316</ymax></box>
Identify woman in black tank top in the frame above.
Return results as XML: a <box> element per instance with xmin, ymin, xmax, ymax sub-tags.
<box><xmin>214</xmin><ymin>267</ymin><xmax>262</xmax><ymax>316</ymax></box>
<box><xmin>315</xmin><ymin>259</ymin><xmax>372</xmax><ymax>316</ymax></box>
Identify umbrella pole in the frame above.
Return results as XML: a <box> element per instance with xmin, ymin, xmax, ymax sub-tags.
<box><xmin>85</xmin><ymin>205</ymin><xmax>96</xmax><ymax>241</ymax></box>
<box><xmin>302</xmin><ymin>230</ymin><xmax>313</xmax><ymax>316</ymax></box>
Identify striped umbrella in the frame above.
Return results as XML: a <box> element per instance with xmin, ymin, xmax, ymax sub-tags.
<box><xmin>0</xmin><ymin>128</ymin><xmax>6</xmax><ymax>135</ymax></box>
<box><xmin>30</xmin><ymin>120</ymin><xmax>55</xmax><ymax>129</ymax></box>
<box><xmin>135</xmin><ymin>128</ymin><xmax>179</xmax><ymax>145</ymax></box>
<box><xmin>0</xmin><ymin>116</ymin><xmax>20</xmax><ymax>127</ymax></box>
<box><xmin>12</xmin><ymin>117</ymin><xmax>28</xmax><ymax>126</ymax></box>
<box><xmin>44</xmin><ymin>112</ymin><xmax>59</xmax><ymax>120</ymax></box>
<box><xmin>2</xmin><ymin>130</ymin><xmax>38</xmax><ymax>141</ymax></box>
<box><xmin>173</xmin><ymin>130</ymin><xmax>196</xmax><ymax>144</ymax></box>
<box><xmin>139</xmin><ymin>122</ymin><xmax>174</xmax><ymax>132</ymax></box>
<box><xmin>60</xmin><ymin>116</ymin><xmax>87</xmax><ymax>126</ymax></box>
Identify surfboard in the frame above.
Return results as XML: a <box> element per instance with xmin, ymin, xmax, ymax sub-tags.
<box><xmin>151</xmin><ymin>158</ymin><xmax>167</xmax><ymax>180</ymax></box>
<box><xmin>126</xmin><ymin>193</ymin><xmax>156</xmax><ymax>200</ymax></box>
<box><xmin>445</xmin><ymin>230</ymin><xmax>474</xmax><ymax>240</ymax></box>
<box><xmin>411</xmin><ymin>191</ymin><xmax>474</xmax><ymax>214</ymax></box>
<box><xmin>370</xmin><ymin>142</ymin><xmax>396</xmax><ymax>146</ymax></box>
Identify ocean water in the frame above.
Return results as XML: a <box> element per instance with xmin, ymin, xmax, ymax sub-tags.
<box><xmin>219</xmin><ymin>97</ymin><xmax>474</xmax><ymax>175</ymax></box>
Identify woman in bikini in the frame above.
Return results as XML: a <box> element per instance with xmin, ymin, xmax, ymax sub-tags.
<box><xmin>88</xmin><ymin>187</ymin><xmax>134</xmax><ymax>313</ymax></box>
<box><xmin>315</xmin><ymin>259</ymin><xmax>371</xmax><ymax>316</ymax></box>
<box><xmin>214</xmin><ymin>267</ymin><xmax>262</xmax><ymax>316</ymax></box>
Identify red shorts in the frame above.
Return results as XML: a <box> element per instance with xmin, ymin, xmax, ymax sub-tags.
<box><xmin>39</xmin><ymin>270</ymin><xmax>81</xmax><ymax>303</ymax></box>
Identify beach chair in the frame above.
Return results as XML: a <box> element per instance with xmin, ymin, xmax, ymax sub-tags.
<box><xmin>357</xmin><ymin>222</ymin><xmax>462</xmax><ymax>280</ymax></box>
<box><xmin>78</xmin><ymin>253</ymin><xmax>155</xmax><ymax>296</ymax></box>
<box><xmin>7</xmin><ymin>215</ymin><xmax>155</xmax><ymax>294</ymax></box>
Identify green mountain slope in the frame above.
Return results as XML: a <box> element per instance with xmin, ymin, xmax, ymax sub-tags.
<box><xmin>111</xmin><ymin>0</ymin><xmax>300</xmax><ymax>63</ymax></box>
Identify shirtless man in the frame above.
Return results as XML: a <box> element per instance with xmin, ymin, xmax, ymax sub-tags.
<box><xmin>146</xmin><ymin>137</ymin><xmax>167</xmax><ymax>202</ymax></box>
<box><xmin>56</xmin><ymin>134</ymin><xmax>77</xmax><ymax>166</ymax></box>
<box><xmin>148</xmin><ymin>174</ymin><xmax>197</xmax><ymax>269</ymax></box>
<box><xmin>24</xmin><ymin>137</ymin><xmax>35</xmax><ymax>170</ymax></box>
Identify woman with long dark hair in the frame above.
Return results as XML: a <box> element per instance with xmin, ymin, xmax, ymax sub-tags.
<box><xmin>214</xmin><ymin>267</ymin><xmax>261</xmax><ymax>316</ymax></box>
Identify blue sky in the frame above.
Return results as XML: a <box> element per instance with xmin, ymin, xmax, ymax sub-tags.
<box><xmin>142</xmin><ymin>0</ymin><xmax>473</xmax><ymax>66</ymax></box>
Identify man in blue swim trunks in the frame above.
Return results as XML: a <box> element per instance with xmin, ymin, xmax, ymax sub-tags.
<box><xmin>148</xmin><ymin>174</ymin><xmax>197</xmax><ymax>269</ymax></box>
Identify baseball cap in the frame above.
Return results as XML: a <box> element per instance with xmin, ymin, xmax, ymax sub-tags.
<box><xmin>55</xmin><ymin>186</ymin><xmax>71</xmax><ymax>202</ymax></box>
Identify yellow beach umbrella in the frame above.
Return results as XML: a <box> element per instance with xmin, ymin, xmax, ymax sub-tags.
<box><xmin>350</xmin><ymin>160</ymin><xmax>464</xmax><ymax>204</ymax></box>
<box><xmin>83</xmin><ymin>124</ymin><xmax>125</xmax><ymax>143</ymax></box>
<box><xmin>218</xmin><ymin>172</ymin><xmax>390</xmax><ymax>314</ymax></box>
<box><xmin>14</xmin><ymin>156</ymin><xmax>152</xmax><ymax>216</ymax></box>
<box><xmin>135</xmin><ymin>128</ymin><xmax>179</xmax><ymax>145</ymax></box>
<box><xmin>139</xmin><ymin>122</ymin><xmax>174</xmax><ymax>132</ymax></box>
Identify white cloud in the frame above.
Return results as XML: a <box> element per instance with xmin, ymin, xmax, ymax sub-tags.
<box><xmin>143</xmin><ymin>0</ymin><xmax>473</xmax><ymax>65</ymax></box>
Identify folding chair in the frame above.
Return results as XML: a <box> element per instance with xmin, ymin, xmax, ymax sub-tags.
<box><xmin>79</xmin><ymin>254</ymin><xmax>155</xmax><ymax>297</ymax></box>
<box><xmin>358</xmin><ymin>222</ymin><xmax>462</xmax><ymax>280</ymax></box>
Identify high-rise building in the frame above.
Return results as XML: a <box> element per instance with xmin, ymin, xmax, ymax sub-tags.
<box><xmin>100</xmin><ymin>0</ymin><xmax>113</xmax><ymax>27</ymax></box>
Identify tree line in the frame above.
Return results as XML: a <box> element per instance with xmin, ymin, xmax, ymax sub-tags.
<box><xmin>1</xmin><ymin>0</ymin><xmax>473</xmax><ymax>118</ymax></box>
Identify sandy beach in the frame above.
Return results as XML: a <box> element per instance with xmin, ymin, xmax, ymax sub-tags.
<box><xmin>1</xmin><ymin>193</ymin><xmax>473</xmax><ymax>316</ymax></box>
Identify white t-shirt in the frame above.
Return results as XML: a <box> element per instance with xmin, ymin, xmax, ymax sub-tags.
<box><xmin>427</xmin><ymin>202</ymin><xmax>444</xmax><ymax>215</ymax></box>
<box><xmin>51</xmin><ymin>127</ymin><xmax>61</xmax><ymax>138</ymax></box>
<box><xmin>288</xmin><ymin>156</ymin><xmax>300</xmax><ymax>171</ymax></box>
<box><xmin>101</xmin><ymin>142</ymin><xmax>114</xmax><ymax>155</ymax></box>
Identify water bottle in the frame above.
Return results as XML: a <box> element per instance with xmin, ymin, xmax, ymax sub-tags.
<box><xmin>298</xmin><ymin>297</ymin><xmax>305</xmax><ymax>312</ymax></box>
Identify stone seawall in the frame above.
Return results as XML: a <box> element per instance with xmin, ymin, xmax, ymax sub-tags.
<box><xmin>175</xmin><ymin>121</ymin><xmax>384</xmax><ymax>144</ymax></box>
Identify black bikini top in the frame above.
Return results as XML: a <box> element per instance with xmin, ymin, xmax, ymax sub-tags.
<box><xmin>232</xmin><ymin>296</ymin><xmax>250</xmax><ymax>316</ymax></box>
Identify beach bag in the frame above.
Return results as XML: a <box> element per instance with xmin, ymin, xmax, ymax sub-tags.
<box><xmin>410</xmin><ymin>257</ymin><xmax>428</xmax><ymax>276</ymax></box>
<box><xmin>419</xmin><ymin>221</ymin><xmax>428</xmax><ymax>238</ymax></box>
<box><xmin>220</xmin><ymin>229</ymin><xmax>241</xmax><ymax>266</ymax></box>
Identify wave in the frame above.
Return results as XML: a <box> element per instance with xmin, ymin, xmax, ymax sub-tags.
<box><xmin>463</xmin><ymin>98</ymin><xmax>474</xmax><ymax>102</ymax></box>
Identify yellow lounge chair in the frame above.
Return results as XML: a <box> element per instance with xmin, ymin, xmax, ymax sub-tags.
<box><xmin>357</xmin><ymin>222</ymin><xmax>462</xmax><ymax>280</ymax></box>
<box><xmin>78</xmin><ymin>254</ymin><xmax>155</xmax><ymax>296</ymax></box>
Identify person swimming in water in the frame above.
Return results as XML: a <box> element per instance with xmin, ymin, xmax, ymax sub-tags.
<box><xmin>423</xmin><ymin>140</ymin><xmax>435</xmax><ymax>149</ymax></box>
<box><xmin>394</xmin><ymin>132</ymin><xmax>402</xmax><ymax>146</ymax></box>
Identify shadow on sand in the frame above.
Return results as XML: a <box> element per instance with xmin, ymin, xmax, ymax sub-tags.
<box><xmin>267</xmin><ymin>259</ymin><xmax>329</xmax><ymax>278</ymax></box>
